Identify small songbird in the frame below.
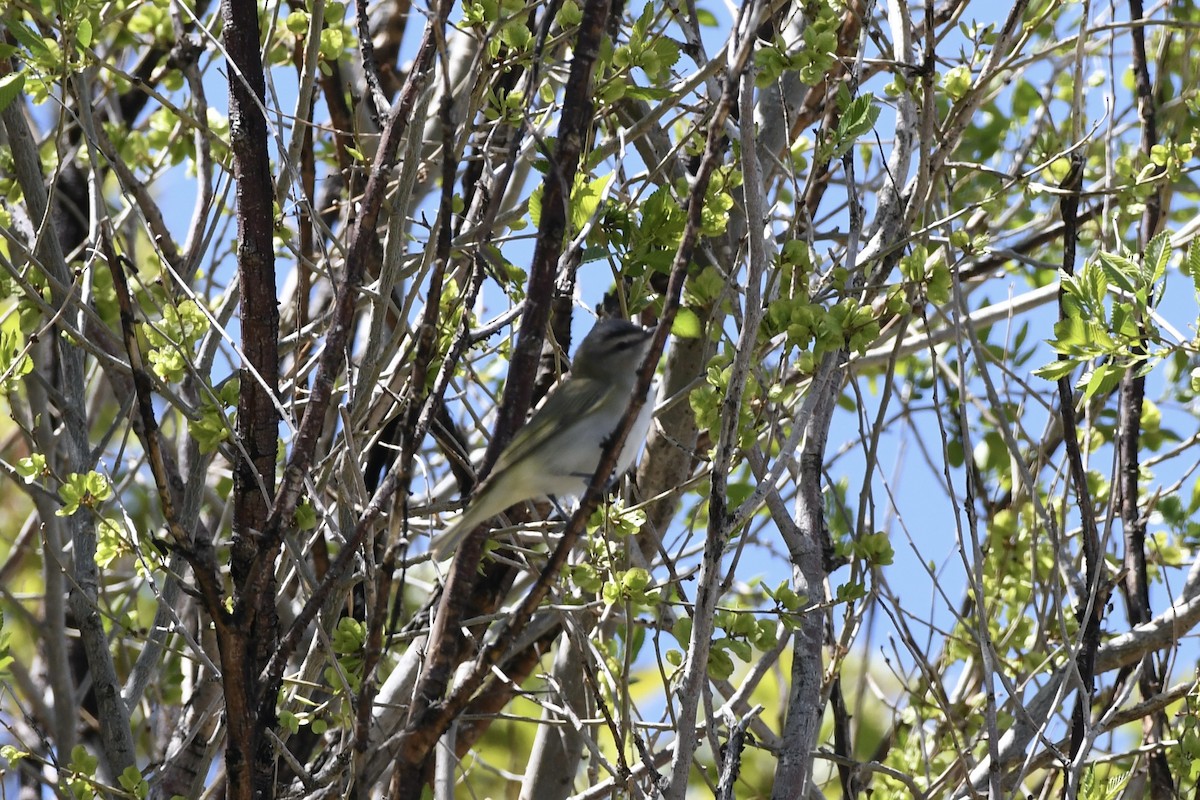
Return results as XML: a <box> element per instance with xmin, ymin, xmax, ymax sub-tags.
<box><xmin>431</xmin><ymin>318</ymin><xmax>657</xmax><ymax>559</ymax></box>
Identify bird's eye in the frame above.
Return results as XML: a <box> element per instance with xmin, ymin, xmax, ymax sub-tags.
<box><xmin>606</xmin><ymin>331</ymin><xmax>650</xmax><ymax>354</ymax></box>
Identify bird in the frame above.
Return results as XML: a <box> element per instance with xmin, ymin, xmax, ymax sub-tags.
<box><xmin>430</xmin><ymin>317</ymin><xmax>657</xmax><ymax>560</ymax></box>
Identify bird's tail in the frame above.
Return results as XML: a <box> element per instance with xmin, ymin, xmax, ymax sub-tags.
<box><xmin>429</xmin><ymin>488</ymin><xmax>506</xmax><ymax>561</ymax></box>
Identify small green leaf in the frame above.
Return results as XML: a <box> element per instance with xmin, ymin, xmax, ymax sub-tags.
<box><xmin>285</xmin><ymin>10</ymin><xmax>310</xmax><ymax>34</ymax></box>
<box><xmin>294</xmin><ymin>501</ymin><xmax>317</xmax><ymax>530</ymax></box>
<box><xmin>621</xmin><ymin>567</ymin><xmax>650</xmax><ymax>592</ymax></box>
<box><xmin>1142</xmin><ymin>230</ymin><xmax>1170</xmax><ymax>285</ymax></box>
<box><xmin>324</xmin><ymin>2</ymin><xmax>346</xmax><ymax>23</ymax></box>
<box><xmin>331</xmin><ymin>617</ymin><xmax>366</xmax><ymax>654</ymax></box>
<box><xmin>96</xmin><ymin>517</ymin><xmax>130</xmax><ymax>568</ymax></box>
<box><xmin>86</xmin><ymin>471</ymin><xmax>112</xmax><ymax>500</ymax></box>
<box><xmin>725</xmin><ymin>637</ymin><xmax>752</xmax><ymax>662</ymax></box>
<box><xmin>1185</xmin><ymin>241</ymin><xmax>1200</xmax><ymax>297</ymax></box>
<box><xmin>528</xmin><ymin>183</ymin><xmax>542</xmax><ymax>227</ymax></box>
<box><xmin>556</xmin><ymin>0</ymin><xmax>582</xmax><ymax>25</ymax></box>
<box><xmin>632</xmin><ymin>4</ymin><xmax>653</xmax><ymax>38</ymax></box>
<box><xmin>1033</xmin><ymin>359</ymin><xmax>1078</xmax><ymax>382</ymax></box>
<box><xmin>76</xmin><ymin>18</ymin><xmax>93</xmax><ymax>49</ymax></box>
<box><xmin>69</xmin><ymin>744</ymin><xmax>98</xmax><ymax>774</ymax></box>
<box><xmin>671</xmin><ymin>308</ymin><xmax>702</xmax><ymax>339</ymax></box>
<box><xmin>118</xmin><ymin>765</ymin><xmax>148</xmax><ymax>799</ymax></box>
<box><xmin>279</xmin><ymin>709</ymin><xmax>300</xmax><ymax>734</ymax></box>
<box><xmin>14</xmin><ymin>453</ymin><xmax>46</xmax><ymax>483</ymax></box>
<box><xmin>8</xmin><ymin>21</ymin><xmax>50</xmax><ymax>61</ymax></box>
<box><xmin>571</xmin><ymin>563</ymin><xmax>601</xmax><ymax>592</ymax></box>
<box><xmin>571</xmin><ymin>174</ymin><xmax>605</xmax><ymax>231</ymax></box>
<box><xmin>706</xmin><ymin>647</ymin><xmax>734</xmax><ymax>680</ymax></box>
<box><xmin>673</xmin><ymin>616</ymin><xmax>692</xmax><ymax>645</ymax></box>
<box><xmin>943</xmin><ymin>65</ymin><xmax>972</xmax><ymax>101</ymax></box>
<box><xmin>500</xmin><ymin>21</ymin><xmax>531</xmax><ymax>50</ymax></box>
<box><xmin>0</xmin><ymin>307</ymin><xmax>33</xmax><ymax>389</ymax></box>
<box><xmin>832</xmin><ymin>93</ymin><xmax>881</xmax><ymax>159</ymax></box>
<box><xmin>0</xmin><ymin>744</ymin><xmax>27</xmax><ymax>765</ymax></box>
<box><xmin>601</xmin><ymin>580</ymin><xmax>622</xmax><ymax>606</ymax></box>
<box><xmin>1082</xmin><ymin>362</ymin><xmax>1122</xmax><ymax>398</ymax></box>
<box><xmin>1096</xmin><ymin>250</ymin><xmax>1138</xmax><ymax>294</ymax></box>
<box><xmin>57</xmin><ymin>472</ymin><xmax>111</xmax><ymax>516</ymax></box>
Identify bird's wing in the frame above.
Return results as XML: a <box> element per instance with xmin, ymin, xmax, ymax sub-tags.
<box><xmin>492</xmin><ymin>378</ymin><xmax>613</xmax><ymax>473</ymax></box>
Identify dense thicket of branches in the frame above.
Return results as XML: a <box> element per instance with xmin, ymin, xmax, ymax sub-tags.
<box><xmin>2</xmin><ymin>0</ymin><xmax>1200</xmax><ymax>797</ymax></box>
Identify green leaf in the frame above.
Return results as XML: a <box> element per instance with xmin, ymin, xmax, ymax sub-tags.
<box><xmin>556</xmin><ymin>0</ymin><xmax>582</xmax><ymax>25</ymax></box>
<box><xmin>85</xmin><ymin>471</ymin><xmax>112</xmax><ymax>500</ymax></box>
<box><xmin>118</xmin><ymin>766</ymin><xmax>148</xmax><ymax>799</ymax></box>
<box><xmin>76</xmin><ymin>18</ymin><xmax>93</xmax><ymax>49</ymax></box>
<box><xmin>571</xmin><ymin>563</ymin><xmax>601</xmax><ymax>592</ymax></box>
<box><xmin>528</xmin><ymin>183</ymin><xmax>542</xmax><ymax>227</ymax></box>
<box><xmin>0</xmin><ymin>72</ymin><xmax>24</xmax><ymax>113</ymax></box>
<box><xmin>774</xmin><ymin>583</ymin><xmax>801</xmax><ymax>611</ymax></box>
<box><xmin>1074</xmin><ymin>261</ymin><xmax>1110</xmax><ymax>317</ymax></box>
<box><xmin>279</xmin><ymin>709</ymin><xmax>300</xmax><ymax>734</ymax></box>
<box><xmin>57</xmin><ymin>471</ymin><xmax>112</xmax><ymax>516</ymax></box>
<box><xmin>285</xmin><ymin>10</ymin><xmax>309</xmax><ymax>34</ymax></box>
<box><xmin>601</xmin><ymin>580</ymin><xmax>622</xmax><ymax>606</ymax></box>
<box><xmin>570</xmin><ymin>172</ymin><xmax>611</xmax><ymax>233</ymax></box>
<box><xmin>1047</xmin><ymin>316</ymin><xmax>1115</xmax><ymax>357</ymax></box>
<box><xmin>673</xmin><ymin>616</ymin><xmax>692</xmax><ymax>645</ymax></box>
<box><xmin>1142</xmin><ymin>230</ymin><xmax>1170</xmax><ymax>285</ymax></box>
<box><xmin>96</xmin><ymin>517</ymin><xmax>129</xmax><ymax>568</ymax></box>
<box><xmin>725</xmin><ymin>637</ymin><xmax>752</xmax><ymax>662</ymax></box>
<box><xmin>1185</xmin><ymin>241</ymin><xmax>1200</xmax><ymax>297</ymax></box>
<box><xmin>324</xmin><ymin>2</ymin><xmax>346</xmax><ymax>23</ymax></box>
<box><xmin>294</xmin><ymin>500</ymin><xmax>317</xmax><ymax>530</ymax></box>
<box><xmin>14</xmin><ymin>453</ymin><xmax>47</xmax><ymax>483</ymax></box>
<box><xmin>143</xmin><ymin>299</ymin><xmax>210</xmax><ymax>383</ymax></box>
<box><xmin>706</xmin><ymin>647</ymin><xmax>734</xmax><ymax>680</ymax></box>
<box><xmin>1082</xmin><ymin>362</ymin><xmax>1122</xmax><ymax>398</ymax></box>
<box><xmin>0</xmin><ymin>744</ymin><xmax>28</xmax><ymax>765</ymax></box>
<box><xmin>500</xmin><ymin>21</ymin><xmax>531</xmax><ymax>50</ymax></box>
<box><xmin>0</xmin><ymin>610</ymin><xmax>13</xmax><ymax>679</ymax></box>
<box><xmin>1096</xmin><ymin>250</ymin><xmax>1138</xmax><ymax>294</ymax></box>
<box><xmin>621</xmin><ymin>567</ymin><xmax>651</xmax><ymax>593</ymax></box>
<box><xmin>8</xmin><ymin>21</ymin><xmax>51</xmax><ymax>61</ymax></box>
<box><xmin>671</xmin><ymin>308</ymin><xmax>702</xmax><ymax>339</ymax></box>
<box><xmin>0</xmin><ymin>309</ymin><xmax>33</xmax><ymax>390</ymax></box>
<box><xmin>69</xmin><ymin>744</ymin><xmax>98</xmax><ymax>774</ymax></box>
<box><xmin>332</xmin><ymin>617</ymin><xmax>366</xmax><ymax>654</ymax></box>
<box><xmin>632</xmin><ymin>4</ymin><xmax>653</xmax><ymax>39</ymax></box>
<box><xmin>831</xmin><ymin>94</ymin><xmax>880</xmax><ymax>159</ymax></box>
<box><xmin>1033</xmin><ymin>359</ymin><xmax>1077</xmax><ymax>381</ymax></box>
<box><xmin>943</xmin><ymin>65</ymin><xmax>972</xmax><ymax>101</ymax></box>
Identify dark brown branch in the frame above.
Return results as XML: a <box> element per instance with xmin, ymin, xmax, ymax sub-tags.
<box><xmin>1055</xmin><ymin>157</ymin><xmax>1106</xmax><ymax>775</ymax></box>
<box><xmin>220</xmin><ymin>0</ymin><xmax>282</xmax><ymax>792</ymax></box>
<box><xmin>1120</xmin><ymin>3</ymin><xmax>1172</xmax><ymax>797</ymax></box>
